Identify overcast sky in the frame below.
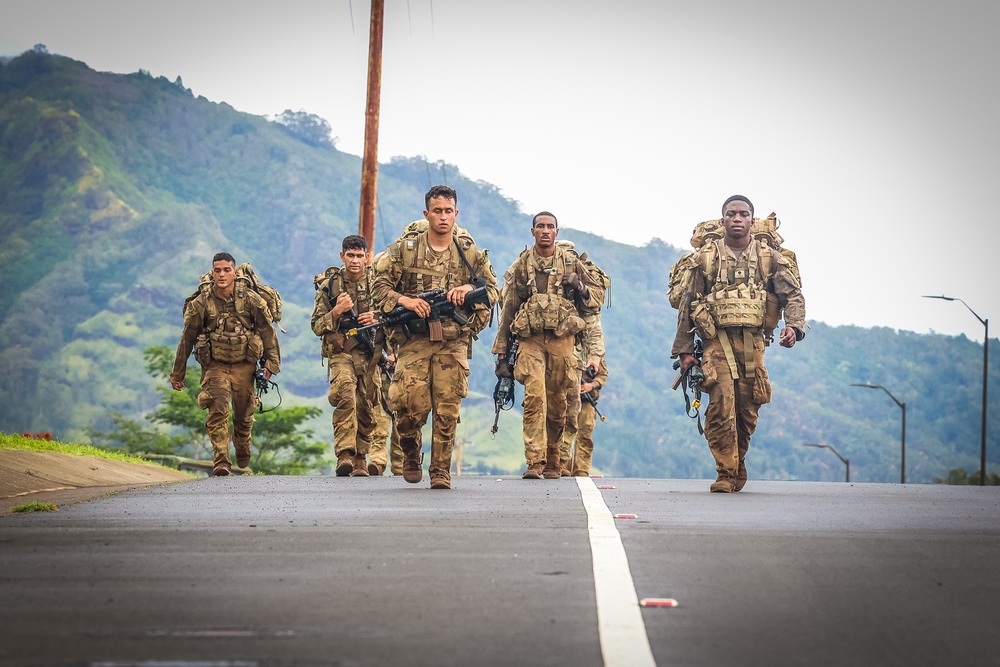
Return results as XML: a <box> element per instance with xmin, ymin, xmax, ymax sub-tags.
<box><xmin>3</xmin><ymin>0</ymin><xmax>997</xmax><ymax>341</ymax></box>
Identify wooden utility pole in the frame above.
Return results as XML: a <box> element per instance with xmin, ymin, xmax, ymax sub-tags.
<box><xmin>358</xmin><ymin>0</ymin><xmax>384</xmax><ymax>256</ymax></box>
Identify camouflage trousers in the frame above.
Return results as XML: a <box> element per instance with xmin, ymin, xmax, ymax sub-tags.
<box><xmin>700</xmin><ymin>329</ymin><xmax>772</xmax><ymax>477</ymax></box>
<box><xmin>369</xmin><ymin>383</ymin><xmax>403</xmax><ymax>475</ymax></box>
<box><xmin>327</xmin><ymin>349</ymin><xmax>379</xmax><ymax>457</ymax></box>
<box><xmin>198</xmin><ymin>360</ymin><xmax>258</xmax><ymax>468</ymax></box>
<box><xmin>513</xmin><ymin>333</ymin><xmax>576</xmax><ymax>465</ymax></box>
<box><xmin>562</xmin><ymin>385</ymin><xmax>598</xmax><ymax>476</ymax></box>
<box><xmin>386</xmin><ymin>336</ymin><xmax>470</xmax><ymax>479</ymax></box>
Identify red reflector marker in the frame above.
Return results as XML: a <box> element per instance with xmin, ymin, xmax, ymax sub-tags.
<box><xmin>614</xmin><ymin>513</ymin><xmax>637</xmax><ymax>519</ymax></box>
<box><xmin>640</xmin><ymin>598</ymin><xmax>679</xmax><ymax>608</ymax></box>
<box><xmin>598</xmin><ymin>485</ymin><xmax>616</xmax><ymax>489</ymax></box>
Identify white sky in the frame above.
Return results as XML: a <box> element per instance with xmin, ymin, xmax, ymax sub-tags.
<box><xmin>3</xmin><ymin>0</ymin><xmax>997</xmax><ymax>340</ymax></box>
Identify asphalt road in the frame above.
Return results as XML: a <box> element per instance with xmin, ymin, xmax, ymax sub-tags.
<box><xmin>1</xmin><ymin>475</ymin><xmax>998</xmax><ymax>667</ymax></box>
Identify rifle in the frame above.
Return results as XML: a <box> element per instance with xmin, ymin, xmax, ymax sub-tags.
<box><xmin>348</xmin><ymin>286</ymin><xmax>492</xmax><ymax>340</ymax></box>
<box><xmin>581</xmin><ymin>364</ymin><xmax>606</xmax><ymax>423</ymax></box>
<box><xmin>490</xmin><ymin>335</ymin><xmax>519</xmax><ymax>437</ymax></box>
<box><xmin>342</xmin><ymin>308</ymin><xmax>392</xmax><ymax>374</ymax></box>
<box><xmin>671</xmin><ymin>338</ymin><xmax>705</xmax><ymax>434</ymax></box>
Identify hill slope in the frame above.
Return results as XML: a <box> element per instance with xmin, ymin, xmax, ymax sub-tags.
<box><xmin>0</xmin><ymin>50</ymin><xmax>996</xmax><ymax>483</ymax></box>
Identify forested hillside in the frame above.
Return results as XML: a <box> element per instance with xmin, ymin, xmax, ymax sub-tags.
<box><xmin>1</xmin><ymin>50</ymin><xmax>996</xmax><ymax>483</ymax></box>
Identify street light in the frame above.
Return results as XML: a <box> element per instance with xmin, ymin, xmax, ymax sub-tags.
<box><xmin>923</xmin><ymin>295</ymin><xmax>989</xmax><ymax>486</ymax></box>
<box><xmin>851</xmin><ymin>383</ymin><xmax>906</xmax><ymax>484</ymax></box>
<box><xmin>803</xmin><ymin>443</ymin><xmax>850</xmax><ymax>482</ymax></box>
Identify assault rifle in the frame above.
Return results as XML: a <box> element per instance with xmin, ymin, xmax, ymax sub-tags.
<box><xmin>581</xmin><ymin>364</ymin><xmax>606</xmax><ymax>423</ymax></box>
<box><xmin>671</xmin><ymin>338</ymin><xmax>705</xmax><ymax>434</ymax></box>
<box><xmin>348</xmin><ymin>286</ymin><xmax>492</xmax><ymax>340</ymax></box>
<box><xmin>342</xmin><ymin>308</ymin><xmax>392</xmax><ymax>374</ymax></box>
<box><xmin>490</xmin><ymin>334</ymin><xmax>519</xmax><ymax>437</ymax></box>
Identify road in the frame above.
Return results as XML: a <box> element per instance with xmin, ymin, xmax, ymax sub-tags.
<box><xmin>1</xmin><ymin>475</ymin><xmax>998</xmax><ymax>666</ymax></box>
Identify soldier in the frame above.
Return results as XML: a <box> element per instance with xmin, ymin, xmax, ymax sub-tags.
<box><xmin>311</xmin><ymin>235</ymin><xmax>385</xmax><ymax>477</ymax></box>
<box><xmin>561</xmin><ymin>316</ymin><xmax>608</xmax><ymax>477</ymax></box>
<box><xmin>371</xmin><ymin>185</ymin><xmax>499</xmax><ymax>490</ymax></box>
<box><xmin>672</xmin><ymin>195</ymin><xmax>806</xmax><ymax>492</ymax></box>
<box><xmin>170</xmin><ymin>252</ymin><xmax>280</xmax><ymax>476</ymax></box>
<box><xmin>492</xmin><ymin>212</ymin><xmax>602</xmax><ymax>479</ymax></box>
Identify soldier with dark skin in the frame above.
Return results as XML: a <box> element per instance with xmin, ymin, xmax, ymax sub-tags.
<box><xmin>492</xmin><ymin>212</ymin><xmax>602</xmax><ymax>479</ymax></box>
<box><xmin>170</xmin><ymin>252</ymin><xmax>280</xmax><ymax>476</ymax></box>
<box><xmin>673</xmin><ymin>195</ymin><xmax>806</xmax><ymax>492</ymax></box>
<box><xmin>311</xmin><ymin>235</ymin><xmax>382</xmax><ymax>477</ymax></box>
<box><xmin>371</xmin><ymin>185</ymin><xmax>498</xmax><ymax>490</ymax></box>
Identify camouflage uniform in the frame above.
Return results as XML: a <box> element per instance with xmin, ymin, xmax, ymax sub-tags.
<box><xmin>311</xmin><ymin>265</ymin><xmax>383</xmax><ymax>476</ymax></box>
<box><xmin>492</xmin><ymin>246</ymin><xmax>602</xmax><ymax>478</ymax></box>
<box><xmin>561</xmin><ymin>316</ymin><xmax>608</xmax><ymax>476</ymax></box>
<box><xmin>672</xmin><ymin>237</ymin><xmax>805</xmax><ymax>489</ymax></box>
<box><xmin>371</xmin><ymin>229</ymin><xmax>498</xmax><ymax>487</ymax></box>
<box><xmin>170</xmin><ymin>285</ymin><xmax>280</xmax><ymax>472</ymax></box>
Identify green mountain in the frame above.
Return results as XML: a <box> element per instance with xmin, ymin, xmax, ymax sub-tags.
<box><xmin>1</xmin><ymin>50</ymin><xmax>996</xmax><ymax>483</ymax></box>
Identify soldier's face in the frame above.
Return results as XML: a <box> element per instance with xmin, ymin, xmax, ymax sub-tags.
<box><xmin>211</xmin><ymin>260</ymin><xmax>236</xmax><ymax>290</ymax></box>
<box><xmin>722</xmin><ymin>201</ymin><xmax>753</xmax><ymax>241</ymax></box>
<box><xmin>531</xmin><ymin>215</ymin><xmax>558</xmax><ymax>250</ymax></box>
<box><xmin>424</xmin><ymin>196</ymin><xmax>458</xmax><ymax>236</ymax></box>
<box><xmin>341</xmin><ymin>248</ymin><xmax>367</xmax><ymax>278</ymax></box>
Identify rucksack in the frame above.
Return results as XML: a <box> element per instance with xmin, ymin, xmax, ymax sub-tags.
<box><xmin>667</xmin><ymin>213</ymin><xmax>797</xmax><ymax>309</ymax></box>
<box><xmin>555</xmin><ymin>240</ymin><xmax>610</xmax><ymax>315</ymax></box>
<box><xmin>183</xmin><ymin>262</ymin><xmax>285</xmax><ymax>333</ymax></box>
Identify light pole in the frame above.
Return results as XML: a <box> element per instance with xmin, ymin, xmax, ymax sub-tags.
<box><xmin>923</xmin><ymin>295</ymin><xmax>989</xmax><ymax>486</ymax></box>
<box><xmin>851</xmin><ymin>383</ymin><xmax>906</xmax><ymax>484</ymax></box>
<box><xmin>803</xmin><ymin>443</ymin><xmax>850</xmax><ymax>482</ymax></box>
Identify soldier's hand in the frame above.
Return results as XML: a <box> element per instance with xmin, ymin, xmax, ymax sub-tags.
<box><xmin>580</xmin><ymin>381</ymin><xmax>595</xmax><ymax>393</ymax></box>
<box><xmin>495</xmin><ymin>358</ymin><xmax>513</xmax><ymax>379</ymax></box>
<box><xmin>779</xmin><ymin>326</ymin><xmax>797</xmax><ymax>348</ymax></box>
<box><xmin>398</xmin><ymin>295</ymin><xmax>431</xmax><ymax>318</ymax></box>
<box><xmin>678</xmin><ymin>352</ymin><xmax>700</xmax><ymax>371</ymax></box>
<box><xmin>563</xmin><ymin>272</ymin><xmax>590</xmax><ymax>300</ymax></box>
<box><xmin>170</xmin><ymin>379</ymin><xmax>185</xmax><ymax>391</ymax></box>
<box><xmin>447</xmin><ymin>284</ymin><xmax>473</xmax><ymax>306</ymax></box>
<box><xmin>357</xmin><ymin>310</ymin><xmax>377</xmax><ymax>326</ymax></box>
<box><xmin>333</xmin><ymin>292</ymin><xmax>354</xmax><ymax>316</ymax></box>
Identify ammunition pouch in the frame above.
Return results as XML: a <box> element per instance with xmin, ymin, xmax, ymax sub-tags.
<box><xmin>209</xmin><ymin>329</ymin><xmax>250</xmax><ymax>364</ymax></box>
<box><xmin>705</xmin><ymin>283</ymin><xmax>766</xmax><ymax>329</ymax></box>
<box><xmin>690</xmin><ymin>299</ymin><xmax>717</xmax><ymax>339</ymax></box>
<box><xmin>194</xmin><ymin>334</ymin><xmax>212</xmax><ymax>366</ymax></box>
<box><xmin>511</xmin><ymin>293</ymin><xmax>583</xmax><ymax>338</ymax></box>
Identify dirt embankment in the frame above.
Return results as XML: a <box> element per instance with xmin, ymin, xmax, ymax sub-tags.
<box><xmin>0</xmin><ymin>450</ymin><xmax>193</xmax><ymax>516</ymax></box>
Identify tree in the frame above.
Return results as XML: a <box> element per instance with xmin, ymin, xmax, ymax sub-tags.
<box><xmin>272</xmin><ymin>109</ymin><xmax>336</xmax><ymax>148</ymax></box>
<box><xmin>88</xmin><ymin>346</ymin><xmax>329</xmax><ymax>474</ymax></box>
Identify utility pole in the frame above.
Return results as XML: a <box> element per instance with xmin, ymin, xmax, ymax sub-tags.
<box><xmin>358</xmin><ymin>0</ymin><xmax>384</xmax><ymax>257</ymax></box>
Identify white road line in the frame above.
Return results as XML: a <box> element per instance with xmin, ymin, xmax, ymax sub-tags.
<box><xmin>577</xmin><ymin>476</ymin><xmax>657</xmax><ymax>667</ymax></box>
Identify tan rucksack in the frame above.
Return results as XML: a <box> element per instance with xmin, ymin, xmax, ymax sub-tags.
<box><xmin>667</xmin><ymin>213</ymin><xmax>798</xmax><ymax>310</ymax></box>
<box><xmin>183</xmin><ymin>262</ymin><xmax>285</xmax><ymax>333</ymax></box>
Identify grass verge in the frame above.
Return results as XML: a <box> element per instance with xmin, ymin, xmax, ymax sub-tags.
<box><xmin>11</xmin><ymin>501</ymin><xmax>59</xmax><ymax>513</ymax></box>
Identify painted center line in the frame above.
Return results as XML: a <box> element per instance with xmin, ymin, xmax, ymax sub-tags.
<box><xmin>577</xmin><ymin>477</ymin><xmax>657</xmax><ymax>667</ymax></box>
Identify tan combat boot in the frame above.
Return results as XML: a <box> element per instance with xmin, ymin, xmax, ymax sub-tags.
<box><xmin>335</xmin><ymin>451</ymin><xmax>355</xmax><ymax>477</ymax></box>
<box><xmin>401</xmin><ymin>438</ymin><xmax>423</xmax><ymax>484</ymax></box>
<box><xmin>350</xmin><ymin>455</ymin><xmax>370</xmax><ymax>477</ymax></box>
<box><xmin>710</xmin><ymin>475</ymin><xmax>736</xmax><ymax>493</ymax></box>
<box><xmin>542</xmin><ymin>446</ymin><xmax>562</xmax><ymax>479</ymax></box>
<box><xmin>235</xmin><ymin>444</ymin><xmax>252</xmax><ymax>469</ymax></box>
<box><xmin>522</xmin><ymin>462</ymin><xmax>545</xmax><ymax>479</ymax></box>
<box><xmin>368</xmin><ymin>462</ymin><xmax>385</xmax><ymax>476</ymax></box>
<box><xmin>734</xmin><ymin>461</ymin><xmax>748</xmax><ymax>492</ymax></box>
